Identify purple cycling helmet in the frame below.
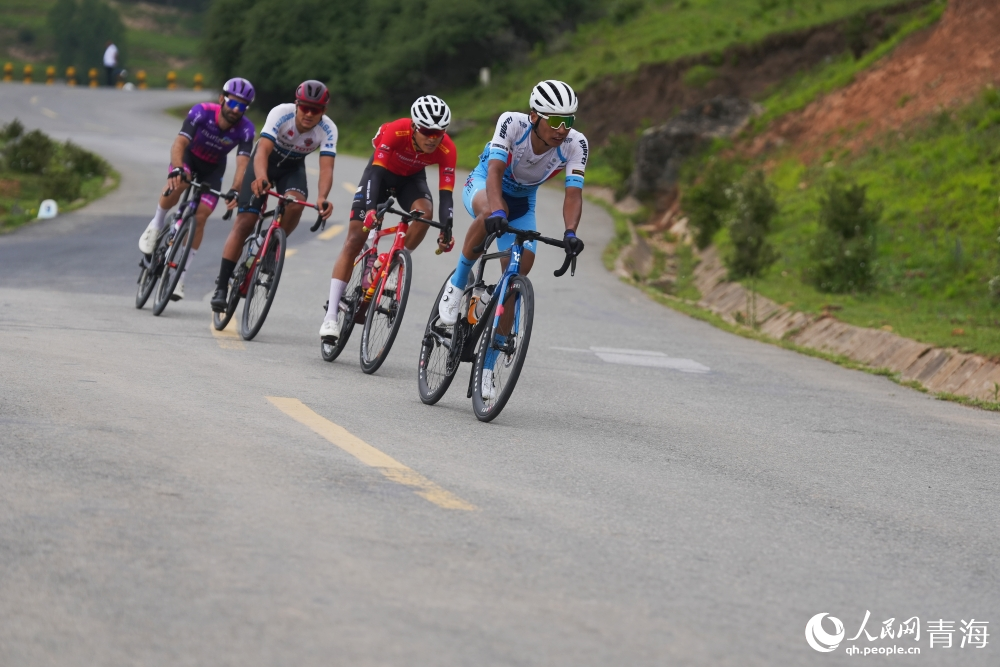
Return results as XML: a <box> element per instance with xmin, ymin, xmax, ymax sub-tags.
<box><xmin>223</xmin><ymin>77</ymin><xmax>255</xmax><ymax>104</ymax></box>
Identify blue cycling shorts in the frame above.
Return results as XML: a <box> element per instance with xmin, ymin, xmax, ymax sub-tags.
<box><xmin>463</xmin><ymin>163</ymin><xmax>537</xmax><ymax>254</ymax></box>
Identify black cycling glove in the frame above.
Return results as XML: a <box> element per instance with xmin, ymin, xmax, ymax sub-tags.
<box><xmin>224</xmin><ymin>188</ymin><xmax>238</xmax><ymax>202</ymax></box>
<box><xmin>564</xmin><ymin>230</ymin><xmax>585</xmax><ymax>257</ymax></box>
<box><xmin>484</xmin><ymin>210</ymin><xmax>508</xmax><ymax>236</ymax></box>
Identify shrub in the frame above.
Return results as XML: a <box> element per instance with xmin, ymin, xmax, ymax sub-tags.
<box><xmin>0</xmin><ymin>119</ymin><xmax>24</xmax><ymax>143</ymax></box>
<box><xmin>683</xmin><ymin>64</ymin><xmax>717</xmax><ymax>89</ymax></box>
<box><xmin>5</xmin><ymin>130</ymin><xmax>55</xmax><ymax>174</ymax></box>
<box><xmin>685</xmin><ymin>159</ymin><xmax>734</xmax><ymax>250</ymax></box>
<box><xmin>595</xmin><ymin>132</ymin><xmax>638</xmax><ymax>199</ymax></box>
<box><xmin>61</xmin><ymin>141</ymin><xmax>109</xmax><ymax>178</ymax></box>
<box><xmin>808</xmin><ymin>178</ymin><xmax>881</xmax><ymax>293</ymax></box>
<box><xmin>42</xmin><ymin>167</ymin><xmax>82</xmax><ymax>201</ymax></box>
<box><xmin>724</xmin><ymin>169</ymin><xmax>779</xmax><ymax>281</ymax></box>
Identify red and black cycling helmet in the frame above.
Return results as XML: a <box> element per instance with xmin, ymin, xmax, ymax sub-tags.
<box><xmin>295</xmin><ymin>80</ymin><xmax>330</xmax><ymax>106</ymax></box>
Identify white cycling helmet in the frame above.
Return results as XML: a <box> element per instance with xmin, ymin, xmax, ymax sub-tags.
<box><xmin>411</xmin><ymin>95</ymin><xmax>451</xmax><ymax>130</ymax></box>
<box><xmin>530</xmin><ymin>80</ymin><xmax>578</xmax><ymax>115</ymax></box>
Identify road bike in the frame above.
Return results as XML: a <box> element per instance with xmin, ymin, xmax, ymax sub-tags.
<box><xmin>418</xmin><ymin>228</ymin><xmax>577</xmax><ymax>422</ymax></box>
<box><xmin>320</xmin><ymin>196</ymin><xmax>451</xmax><ymax>374</ymax></box>
<box><xmin>135</xmin><ymin>176</ymin><xmax>233</xmax><ymax>315</ymax></box>
<box><xmin>212</xmin><ymin>190</ymin><xmax>323</xmax><ymax>340</ymax></box>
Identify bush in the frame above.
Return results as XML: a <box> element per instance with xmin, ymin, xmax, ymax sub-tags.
<box><xmin>807</xmin><ymin>178</ymin><xmax>881</xmax><ymax>293</ymax></box>
<box><xmin>684</xmin><ymin>159</ymin><xmax>734</xmax><ymax>250</ymax></box>
<box><xmin>61</xmin><ymin>141</ymin><xmax>109</xmax><ymax>179</ymax></box>
<box><xmin>0</xmin><ymin>119</ymin><xmax>24</xmax><ymax>144</ymax></box>
<box><xmin>724</xmin><ymin>169</ymin><xmax>779</xmax><ymax>281</ymax></box>
<box><xmin>42</xmin><ymin>167</ymin><xmax>82</xmax><ymax>201</ymax></box>
<box><xmin>5</xmin><ymin>130</ymin><xmax>55</xmax><ymax>174</ymax></box>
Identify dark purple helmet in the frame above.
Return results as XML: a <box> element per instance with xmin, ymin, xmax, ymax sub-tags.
<box><xmin>223</xmin><ymin>77</ymin><xmax>255</xmax><ymax>104</ymax></box>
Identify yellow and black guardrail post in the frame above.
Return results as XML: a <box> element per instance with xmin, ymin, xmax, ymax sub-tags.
<box><xmin>66</xmin><ymin>66</ymin><xmax>77</xmax><ymax>86</ymax></box>
<box><xmin>166</xmin><ymin>71</ymin><xmax>177</xmax><ymax>90</ymax></box>
<box><xmin>23</xmin><ymin>64</ymin><xmax>32</xmax><ymax>84</ymax></box>
<box><xmin>193</xmin><ymin>73</ymin><xmax>203</xmax><ymax>90</ymax></box>
<box><xmin>3</xmin><ymin>62</ymin><xmax>12</xmax><ymax>82</ymax></box>
<box><xmin>46</xmin><ymin>66</ymin><xmax>55</xmax><ymax>85</ymax></box>
<box><xmin>88</xmin><ymin>68</ymin><xmax>98</xmax><ymax>87</ymax></box>
<box><xmin>137</xmin><ymin>70</ymin><xmax>147</xmax><ymax>89</ymax></box>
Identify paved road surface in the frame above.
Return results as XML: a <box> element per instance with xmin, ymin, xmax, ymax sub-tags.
<box><xmin>1</xmin><ymin>86</ymin><xmax>998</xmax><ymax>666</ymax></box>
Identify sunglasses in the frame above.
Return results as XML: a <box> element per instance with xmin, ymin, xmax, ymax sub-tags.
<box><xmin>415</xmin><ymin>126</ymin><xmax>445</xmax><ymax>139</ymax></box>
<box><xmin>223</xmin><ymin>96</ymin><xmax>248</xmax><ymax>113</ymax></box>
<box><xmin>536</xmin><ymin>112</ymin><xmax>575</xmax><ymax>130</ymax></box>
<box><xmin>297</xmin><ymin>103</ymin><xmax>325</xmax><ymax>116</ymax></box>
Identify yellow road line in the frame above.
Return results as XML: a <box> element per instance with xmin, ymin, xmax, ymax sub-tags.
<box><xmin>267</xmin><ymin>397</ymin><xmax>476</xmax><ymax>511</ymax></box>
<box><xmin>318</xmin><ymin>224</ymin><xmax>344</xmax><ymax>241</ymax></box>
<box><xmin>342</xmin><ymin>181</ymin><xmax>357</xmax><ymax>194</ymax></box>
<box><xmin>285</xmin><ymin>248</ymin><xmax>298</xmax><ymax>257</ymax></box>
<box><xmin>209</xmin><ymin>318</ymin><xmax>245</xmax><ymax>350</ymax></box>
<box><xmin>40</xmin><ymin>108</ymin><xmax>58</xmax><ymax>119</ymax></box>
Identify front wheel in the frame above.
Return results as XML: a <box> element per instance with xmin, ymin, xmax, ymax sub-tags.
<box><xmin>152</xmin><ymin>217</ymin><xmax>194</xmax><ymax>316</ymax></box>
<box><xmin>472</xmin><ymin>276</ymin><xmax>534</xmax><ymax>422</ymax></box>
<box><xmin>135</xmin><ymin>248</ymin><xmax>161</xmax><ymax>309</ymax></box>
<box><xmin>241</xmin><ymin>227</ymin><xmax>286</xmax><ymax>340</ymax></box>
<box><xmin>321</xmin><ymin>247</ymin><xmax>368</xmax><ymax>362</ymax></box>
<box><xmin>418</xmin><ymin>271</ymin><xmax>467</xmax><ymax>405</ymax></box>
<box><xmin>359</xmin><ymin>249</ymin><xmax>412</xmax><ymax>374</ymax></box>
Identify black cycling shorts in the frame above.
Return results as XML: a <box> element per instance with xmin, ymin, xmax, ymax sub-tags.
<box><xmin>350</xmin><ymin>161</ymin><xmax>432</xmax><ymax>221</ymax></box>
<box><xmin>237</xmin><ymin>149</ymin><xmax>309</xmax><ymax>215</ymax></box>
<box><xmin>177</xmin><ymin>150</ymin><xmax>226</xmax><ymax>210</ymax></box>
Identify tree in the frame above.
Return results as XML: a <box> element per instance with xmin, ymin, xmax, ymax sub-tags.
<box><xmin>808</xmin><ymin>177</ymin><xmax>881</xmax><ymax>293</ymax></box>
<box><xmin>724</xmin><ymin>169</ymin><xmax>779</xmax><ymax>328</ymax></box>
<box><xmin>48</xmin><ymin>0</ymin><xmax>126</xmax><ymax>72</ymax></box>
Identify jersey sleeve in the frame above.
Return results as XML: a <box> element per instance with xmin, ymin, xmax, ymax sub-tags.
<box><xmin>437</xmin><ymin>136</ymin><xmax>457</xmax><ymax>192</ymax></box>
<box><xmin>371</xmin><ymin>122</ymin><xmax>392</xmax><ymax>169</ymax></box>
<box><xmin>236</xmin><ymin>119</ymin><xmax>255</xmax><ymax>158</ymax></box>
<box><xmin>178</xmin><ymin>104</ymin><xmax>204</xmax><ymax>141</ymax></box>
<box><xmin>259</xmin><ymin>105</ymin><xmax>287</xmax><ymax>143</ymax></box>
<box><xmin>564</xmin><ymin>134</ymin><xmax>589</xmax><ymax>189</ymax></box>
<box><xmin>319</xmin><ymin>117</ymin><xmax>338</xmax><ymax>157</ymax></box>
<box><xmin>487</xmin><ymin>112</ymin><xmax>517</xmax><ymax>164</ymax></box>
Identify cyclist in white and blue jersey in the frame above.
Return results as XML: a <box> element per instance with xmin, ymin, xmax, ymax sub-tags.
<box><xmin>437</xmin><ymin>80</ymin><xmax>587</xmax><ymax>325</ymax></box>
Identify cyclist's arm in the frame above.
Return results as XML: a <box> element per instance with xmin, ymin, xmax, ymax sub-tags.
<box><xmin>317</xmin><ymin>155</ymin><xmax>334</xmax><ymax>218</ymax></box>
<box><xmin>231</xmin><ymin>154</ymin><xmax>249</xmax><ymax>191</ymax></box>
<box><xmin>439</xmin><ymin>188</ymin><xmax>453</xmax><ymax>225</ymax></box>
<box><xmin>253</xmin><ymin>137</ymin><xmax>274</xmax><ymax>188</ymax></box>
<box><xmin>563</xmin><ymin>186</ymin><xmax>582</xmax><ymax>234</ymax></box>
<box><xmin>486</xmin><ymin>159</ymin><xmax>507</xmax><ymax>217</ymax></box>
<box><xmin>169</xmin><ymin>135</ymin><xmax>190</xmax><ymax>172</ymax></box>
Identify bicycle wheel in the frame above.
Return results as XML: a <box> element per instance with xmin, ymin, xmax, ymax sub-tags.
<box><xmin>152</xmin><ymin>217</ymin><xmax>194</xmax><ymax>316</ymax></box>
<box><xmin>471</xmin><ymin>275</ymin><xmax>534</xmax><ymax>422</ymax></box>
<box><xmin>321</xmin><ymin>250</ymin><xmax>366</xmax><ymax>362</ymax></box>
<box><xmin>418</xmin><ymin>271</ymin><xmax>467</xmax><ymax>405</ymax></box>
<box><xmin>241</xmin><ymin>227</ymin><xmax>286</xmax><ymax>341</ymax></box>
<box><xmin>359</xmin><ymin>248</ymin><xmax>412</xmax><ymax>374</ymax></box>
<box><xmin>212</xmin><ymin>261</ymin><xmax>246</xmax><ymax>331</ymax></box>
<box><xmin>134</xmin><ymin>246</ymin><xmax>162</xmax><ymax>309</ymax></box>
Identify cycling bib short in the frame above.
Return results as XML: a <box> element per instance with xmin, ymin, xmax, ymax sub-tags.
<box><xmin>172</xmin><ymin>149</ymin><xmax>227</xmax><ymax>212</ymax></box>
<box><xmin>236</xmin><ymin>145</ymin><xmax>310</xmax><ymax>214</ymax></box>
<box><xmin>350</xmin><ymin>156</ymin><xmax>433</xmax><ymax>221</ymax></box>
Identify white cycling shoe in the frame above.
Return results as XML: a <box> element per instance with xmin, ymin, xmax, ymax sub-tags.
<box><xmin>437</xmin><ymin>283</ymin><xmax>461</xmax><ymax>325</ymax></box>
<box><xmin>138</xmin><ymin>223</ymin><xmax>159</xmax><ymax>254</ymax></box>
<box><xmin>319</xmin><ymin>318</ymin><xmax>341</xmax><ymax>340</ymax></box>
<box><xmin>169</xmin><ymin>280</ymin><xmax>184</xmax><ymax>302</ymax></box>
<box><xmin>481</xmin><ymin>369</ymin><xmax>498</xmax><ymax>401</ymax></box>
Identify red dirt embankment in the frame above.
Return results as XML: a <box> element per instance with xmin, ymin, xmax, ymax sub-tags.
<box><xmin>753</xmin><ymin>0</ymin><xmax>1000</xmax><ymax>160</ymax></box>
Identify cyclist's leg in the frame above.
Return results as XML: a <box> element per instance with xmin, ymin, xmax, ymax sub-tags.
<box><xmin>139</xmin><ymin>163</ymin><xmax>186</xmax><ymax>252</ymax></box>
<box><xmin>322</xmin><ymin>171</ymin><xmax>378</xmax><ymax>328</ymax></box>
<box><xmin>191</xmin><ymin>159</ymin><xmax>224</xmax><ymax>251</ymax></box>
<box><xmin>213</xmin><ymin>159</ymin><xmax>260</xmax><ymax>307</ymax></box>
<box><xmin>492</xmin><ymin>195</ymin><xmax>536</xmax><ymax>341</ymax></box>
<box><xmin>452</xmin><ymin>165</ymin><xmax>497</xmax><ymax>289</ymax></box>
<box><xmin>275</xmin><ymin>162</ymin><xmax>307</xmax><ymax>235</ymax></box>
<box><xmin>399</xmin><ymin>171</ymin><xmax>434</xmax><ymax>251</ymax></box>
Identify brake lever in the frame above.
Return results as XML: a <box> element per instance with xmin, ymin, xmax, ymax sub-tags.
<box><xmin>223</xmin><ymin>209</ymin><xmax>233</xmax><ymax>221</ymax></box>
<box><xmin>434</xmin><ymin>221</ymin><xmax>454</xmax><ymax>255</ymax></box>
<box><xmin>310</xmin><ymin>212</ymin><xmax>326</xmax><ymax>233</ymax></box>
<box><xmin>571</xmin><ymin>255</ymin><xmax>577</xmax><ymax>277</ymax></box>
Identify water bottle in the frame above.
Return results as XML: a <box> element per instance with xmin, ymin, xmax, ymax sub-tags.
<box><xmin>468</xmin><ymin>286</ymin><xmax>488</xmax><ymax>324</ymax></box>
<box><xmin>245</xmin><ymin>233</ymin><xmax>263</xmax><ymax>268</ymax></box>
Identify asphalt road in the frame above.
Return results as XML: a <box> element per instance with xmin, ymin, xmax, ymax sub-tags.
<box><xmin>1</xmin><ymin>86</ymin><xmax>998</xmax><ymax>666</ymax></box>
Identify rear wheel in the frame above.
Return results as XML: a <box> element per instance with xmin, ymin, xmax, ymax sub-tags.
<box><xmin>471</xmin><ymin>276</ymin><xmax>534</xmax><ymax>422</ymax></box>
<box><xmin>418</xmin><ymin>271</ymin><xmax>468</xmax><ymax>405</ymax></box>
<box><xmin>152</xmin><ymin>217</ymin><xmax>194</xmax><ymax>316</ymax></box>
<box><xmin>212</xmin><ymin>261</ymin><xmax>246</xmax><ymax>331</ymax></box>
<box><xmin>321</xmin><ymin>249</ymin><xmax>367</xmax><ymax>362</ymax></box>
<box><xmin>241</xmin><ymin>227</ymin><xmax>286</xmax><ymax>340</ymax></box>
<box><xmin>360</xmin><ymin>249</ymin><xmax>412</xmax><ymax>374</ymax></box>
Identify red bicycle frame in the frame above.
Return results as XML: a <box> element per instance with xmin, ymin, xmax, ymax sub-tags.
<box><xmin>239</xmin><ymin>189</ymin><xmax>320</xmax><ymax>296</ymax></box>
<box><xmin>361</xmin><ymin>214</ymin><xmax>411</xmax><ymax>307</ymax></box>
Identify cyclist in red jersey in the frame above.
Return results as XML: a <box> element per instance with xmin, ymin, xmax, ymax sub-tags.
<box><xmin>319</xmin><ymin>95</ymin><xmax>456</xmax><ymax>342</ymax></box>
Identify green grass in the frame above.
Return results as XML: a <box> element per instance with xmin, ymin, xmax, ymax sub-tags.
<box><xmin>0</xmin><ymin>0</ymin><xmax>209</xmax><ymax>88</ymax></box>
<box><xmin>0</xmin><ymin>169</ymin><xmax>118</xmax><ymax>233</ymax></box>
<box><xmin>725</xmin><ymin>89</ymin><xmax>1000</xmax><ymax>359</ymax></box>
<box><xmin>334</xmin><ymin>0</ymin><xmax>921</xmax><ymax>168</ymax></box>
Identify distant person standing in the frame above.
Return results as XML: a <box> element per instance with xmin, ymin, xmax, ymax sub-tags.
<box><xmin>103</xmin><ymin>41</ymin><xmax>118</xmax><ymax>86</ymax></box>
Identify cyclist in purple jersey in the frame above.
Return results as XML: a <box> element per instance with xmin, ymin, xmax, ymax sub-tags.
<box><xmin>138</xmin><ymin>77</ymin><xmax>256</xmax><ymax>301</ymax></box>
